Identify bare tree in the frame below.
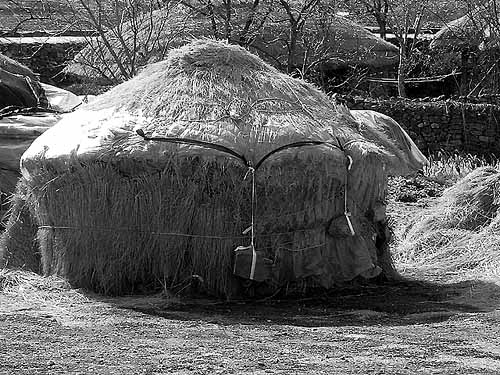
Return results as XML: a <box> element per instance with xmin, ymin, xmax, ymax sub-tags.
<box><xmin>341</xmin><ymin>0</ymin><xmax>389</xmax><ymax>38</ymax></box>
<box><xmin>457</xmin><ymin>0</ymin><xmax>500</xmax><ymax>95</ymax></box>
<box><xmin>386</xmin><ymin>0</ymin><xmax>430</xmax><ymax>97</ymax></box>
<box><xmin>65</xmin><ymin>0</ymin><xmax>192</xmax><ymax>83</ymax></box>
<box><xmin>276</xmin><ymin>0</ymin><xmax>321</xmax><ymax>73</ymax></box>
<box><xmin>342</xmin><ymin>0</ymin><xmax>450</xmax><ymax>97</ymax></box>
<box><xmin>179</xmin><ymin>0</ymin><xmax>275</xmax><ymax>46</ymax></box>
<box><xmin>3</xmin><ymin>0</ymin><xmax>80</xmax><ymax>35</ymax></box>
<box><xmin>65</xmin><ymin>0</ymin><xmax>389</xmax><ymax>91</ymax></box>
<box><xmin>66</xmin><ymin>0</ymin><xmax>281</xmax><ymax>83</ymax></box>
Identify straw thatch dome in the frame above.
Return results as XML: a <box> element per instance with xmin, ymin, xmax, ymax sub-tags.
<box><xmin>13</xmin><ymin>40</ymin><xmax>425</xmax><ymax>297</ymax></box>
<box><xmin>64</xmin><ymin>4</ymin><xmax>398</xmax><ymax>82</ymax></box>
<box><xmin>24</xmin><ymin>39</ymin><xmax>416</xmax><ymax>175</ymax></box>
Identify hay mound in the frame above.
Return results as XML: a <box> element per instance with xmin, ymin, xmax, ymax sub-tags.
<box><xmin>0</xmin><ymin>268</ymin><xmax>88</xmax><ymax>307</ymax></box>
<box><xmin>4</xmin><ymin>40</ymin><xmax>425</xmax><ymax>298</ymax></box>
<box><xmin>0</xmin><ymin>179</ymin><xmax>40</xmax><ymax>272</ymax></box>
<box><xmin>398</xmin><ymin>167</ymin><xmax>500</xmax><ymax>280</ymax></box>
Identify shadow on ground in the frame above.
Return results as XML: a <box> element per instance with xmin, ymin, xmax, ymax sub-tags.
<box><xmin>103</xmin><ymin>277</ymin><xmax>500</xmax><ymax>328</ymax></box>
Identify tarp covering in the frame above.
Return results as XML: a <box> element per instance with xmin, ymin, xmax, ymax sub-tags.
<box><xmin>0</xmin><ymin>84</ymin><xmax>86</xmax><ymax>174</ymax></box>
<box><xmin>0</xmin><ymin>68</ymin><xmax>48</xmax><ymax>109</ymax></box>
<box><xmin>41</xmin><ymin>83</ymin><xmax>85</xmax><ymax>113</ymax></box>
<box><xmin>0</xmin><ymin>114</ymin><xmax>61</xmax><ymax>171</ymax></box>
<box><xmin>0</xmin><ymin>84</ymin><xmax>86</xmax><ymax>195</ymax></box>
<box><xmin>351</xmin><ymin>110</ymin><xmax>429</xmax><ymax>173</ymax></box>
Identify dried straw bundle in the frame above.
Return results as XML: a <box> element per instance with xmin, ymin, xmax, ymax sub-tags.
<box><xmin>1</xmin><ymin>179</ymin><xmax>40</xmax><ymax>272</ymax></box>
<box><xmin>398</xmin><ymin>167</ymin><xmax>500</xmax><ymax>281</ymax></box>
<box><xmin>5</xmin><ymin>40</ymin><xmax>422</xmax><ymax>297</ymax></box>
<box><xmin>11</xmin><ymin>154</ymin><xmax>391</xmax><ymax>296</ymax></box>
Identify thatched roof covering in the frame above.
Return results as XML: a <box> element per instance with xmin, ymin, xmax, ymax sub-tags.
<box><xmin>255</xmin><ymin>12</ymin><xmax>398</xmax><ymax>70</ymax></box>
<box><xmin>430</xmin><ymin>9</ymin><xmax>498</xmax><ymax>50</ymax></box>
<box><xmin>0</xmin><ymin>53</ymin><xmax>36</xmax><ymax>78</ymax></box>
<box><xmin>64</xmin><ymin>4</ymin><xmax>398</xmax><ymax>82</ymax></box>
<box><xmin>24</xmin><ymin>40</ymin><xmax>422</xmax><ymax>177</ymax></box>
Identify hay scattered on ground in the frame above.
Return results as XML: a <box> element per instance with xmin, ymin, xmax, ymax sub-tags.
<box><xmin>0</xmin><ymin>268</ymin><xmax>88</xmax><ymax>306</ymax></box>
<box><xmin>396</xmin><ymin>166</ymin><xmax>500</xmax><ymax>282</ymax></box>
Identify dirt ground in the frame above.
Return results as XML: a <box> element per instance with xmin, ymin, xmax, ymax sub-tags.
<box><xmin>2</xmin><ymin>275</ymin><xmax>500</xmax><ymax>375</ymax></box>
<box><xmin>2</xmin><ymin>185</ymin><xmax>500</xmax><ymax>374</ymax></box>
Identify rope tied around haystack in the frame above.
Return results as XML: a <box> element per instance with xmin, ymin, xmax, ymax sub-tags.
<box><xmin>344</xmin><ymin>155</ymin><xmax>355</xmax><ymax>236</ymax></box>
<box><xmin>135</xmin><ymin>129</ymin><xmax>356</xmax><ymax>280</ymax></box>
<box><xmin>242</xmin><ymin>164</ymin><xmax>257</xmax><ymax>280</ymax></box>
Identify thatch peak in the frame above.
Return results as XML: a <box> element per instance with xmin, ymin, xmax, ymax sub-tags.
<box><xmin>86</xmin><ymin>38</ymin><xmax>330</xmax><ymax>117</ymax></box>
<box><xmin>430</xmin><ymin>7</ymin><xmax>500</xmax><ymax>51</ymax></box>
<box><xmin>164</xmin><ymin>39</ymin><xmax>272</xmax><ymax>74</ymax></box>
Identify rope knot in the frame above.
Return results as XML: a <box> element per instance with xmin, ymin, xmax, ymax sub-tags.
<box><xmin>244</xmin><ymin>165</ymin><xmax>255</xmax><ymax>180</ymax></box>
<box><xmin>346</xmin><ymin>155</ymin><xmax>353</xmax><ymax>171</ymax></box>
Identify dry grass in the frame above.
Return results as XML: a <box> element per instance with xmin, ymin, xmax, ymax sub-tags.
<box><xmin>11</xmin><ymin>155</ymin><xmax>360</xmax><ymax>297</ymax></box>
<box><xmin>0</xmin><ymin>179</ymin><xmax>39</xmax><ymax>271</ymax></box>
<box><xmin>0</xmin><ymin>268</ymin><xmax>88</xmax><ymax>306</ymax></box>
<box><xmin>423</xmin><ymin>151</ymin><xmax>500</xmax><ymax>185</ymax></box>
<box><xmin>395</xmin><ymin>166</ymin><xmax>500</xmax><ymax>283</ymax></box>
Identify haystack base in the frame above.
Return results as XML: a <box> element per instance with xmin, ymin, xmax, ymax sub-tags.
<box><xmin>0</xmin><ymin>180</ymin><xmax>40</xmax><ymax>272</ymax></box>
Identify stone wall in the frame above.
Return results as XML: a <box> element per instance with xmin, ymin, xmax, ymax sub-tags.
<box><xmin>0</xmin><ymin>42</ymin><xmax>85</xmax><ymax>84</ymax></box>
<box><xmin>344</xmin><ymin>96</ymin><xmax>500</xmax><ymax>155</ymax></box>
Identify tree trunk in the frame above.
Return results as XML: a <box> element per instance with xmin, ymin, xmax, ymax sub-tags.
<box><xmin>397</xmin><ymin>44</ymin><xmax>407</xmax><ymax>97</ymax></box>
<box><xmin>374</xmin><ymin>14</ymin><xmax>387</xmax><ymax>39</ymax></box>
<box><xmin>460</xmin><ymin>49</ymin><xmax>469</xmax><ymax>96</ymax></box>
<box><xmin>287</xmin><ymin>25</ymin><xmax>299</xmax><ymax>74</ymax></box>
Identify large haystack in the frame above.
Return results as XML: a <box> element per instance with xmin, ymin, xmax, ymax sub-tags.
<box><xmin>4</xmin><ymin>40</ymin><xmax>425</xmax><ymax>297</ymax></box>
<box><xmin>64</xmin><ymin>3</ymin><xmax>398</xmax><ymax>82</ymax></box>
<box><xmin>398</xmin><ymin>167</ymin><xmax>500</xmax><ymax>280</ymax></box>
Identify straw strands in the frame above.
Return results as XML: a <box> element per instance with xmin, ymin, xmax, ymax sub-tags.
<box><xmin>4</xmin><ymin>40</ymin><xmax>423</xmax><ymax>297</ymax></box>
<box><xmin>1</xmin><ymin>179</ymin><xmax>40</xmax><ymax>272</ymax></box>
<box><xmin>397</xmin><ymin>167</ymin><xmax>500</xmax><ymax>281</ymax></box>
<box><xmin>15</xmin><ymin>156</ymin><xmax>357</xmax><ymax>296</ymax></box>
<box><xmin>0</xmin><ymin>268</ymin><xmax>88</xmax><ymax>306</ymax></box>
